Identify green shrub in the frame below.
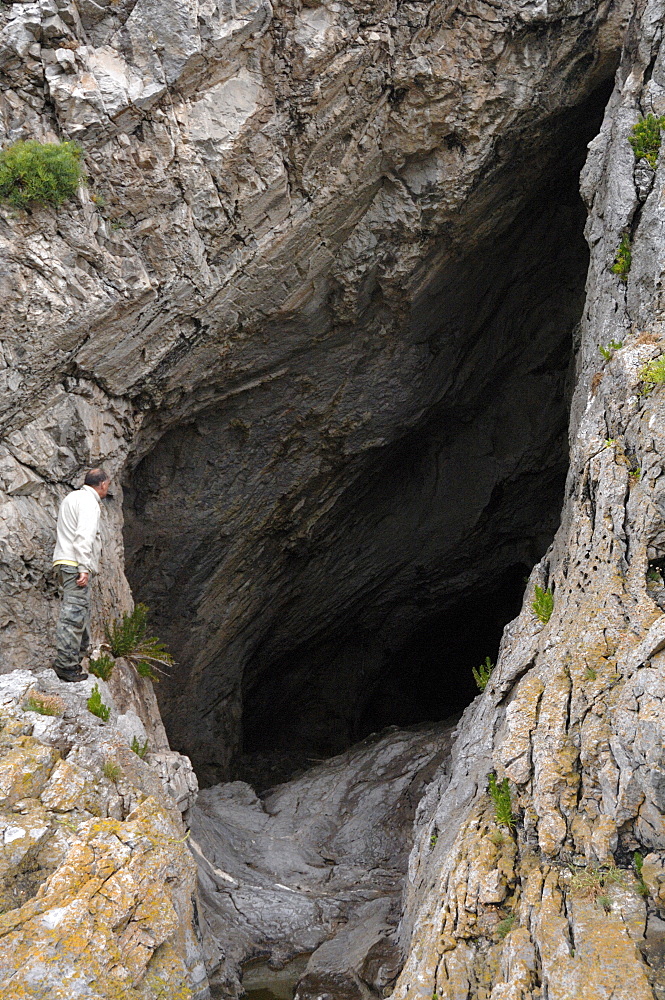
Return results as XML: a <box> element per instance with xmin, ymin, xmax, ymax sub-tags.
<box><xmin>0</xmin><ymin>140</ymin><xmax>83</xmax><ymax>208</ymax></box>
<box><xmin>488</xmin><ymin>773</ymin><xmax>515</xmax><ymax>829</ymax></box>
<box><xmin>473</xmin><ymin>656</ymin><xmax>494</xmax><ymax>692</ymax></box>
<box><xmin>599</xmin><ymin>340</ymin><xmax>623</xmax><ymax>360</ymax></box>
<box><xmin>629</xmin><ymin>113</ymin><xmax>665</xmax><ymax>167</ymax></box>
<box><xmin>532</xmin><ymin>585</ymin><xmax>553</xmax><ymax>624</ymax></box>
<box><xmin>104</xmin><ymin>603</ymin><xmax>173</xmax><ymax>681</ymax></box>
<box><xmin>131</xmin><ymin>736</ymin><xmax>149</xmax><ymax>759</ymax></box>
<box><xmin>87</xmin><ymin>683</ymin><xmax>110</xmax><ymax>722</ymax></box>
<box><xmin>89</xmin><ymin>653</ymin><xmax>115</xmax><ymax>681</ymax></box>
<box><xmin>639</xmin><ymin>353</ymin><xmax>665</xmax><ymax>394</ymax></box>
<box><xmin>634</xmin><ymin>851</ymin><xmax>649</xmax><ymax>896</ymax></box>
<box><xmin>610</xmin><ymin>234</ymin><xmax>632</xmax><ymax>282</ymax></box>
<box><xmin>496</xmin><ymin>914</ymin><xmax>516</xmax><ymax>939</ymax></box>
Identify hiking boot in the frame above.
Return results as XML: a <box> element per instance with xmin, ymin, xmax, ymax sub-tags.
<box><xmin>54</xmin><ymin>669</ymin><xmax>89</xmax><ymax>683</ymax></box>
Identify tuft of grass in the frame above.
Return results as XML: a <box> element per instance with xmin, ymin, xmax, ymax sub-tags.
<box><xmin>639</xmin><ymin>353</ymin><xmax>665</xmax><ymax>395</ymax></box>
<box><xmin>597</xmin><ymin>894</ymin><xmax>613</xmax><ymax>913</ymax></box>
<box><xmin>610</xmin><ymin>234</ymin><xmax>632</xmax><ymax>282</ymax></box>
<box><xmin>634</xmin><ymin>851</ymin><xmax>650</xmax><ymax>897</ymax></box>
<box><xmin>488</xmin><ymin>829</ymin><xmax>506</xmax><ymax>846</ymax></box>
<box><xmin>532</xmin><ymin>585</ymin><xmax>553</xmax><ymax>624</ymax></box>
<box><xmin>89</xmin><ymin>653</ymin><xmax>114</xmax><ymax>681</ymax></box>
<box><xmin>583</xmin><ymin>666</ymin><xmax>597</xmax><ymax>681</ymax></box>
<box><xmin>102</xmin><ymin>759</ymin><xmax>121</xmax><ymax>781</ymax></box>
<box><xmin>496</xmin><ymin>914</ymin><xmax>516</xmax><ymax>939</ymax></box>
<box><xmin>488</xmin><ymin>773</ymin><xmax>515</xmax><ymax>829</ymax></box>
<box><xmin>629</xmin><ymin>113</ymin><xmax>665</xmax><ymax>168</ymax></box>
<box><xmin>647</xmin><ymin>567</ymin><xmax>664</xmax><ymax>585</ymax></box>
<box><xmin>103</xmin><ymin>603</ymin><xmax>173</xmax><ymax>682</ymax></box>
<box><xmin>473</xmin><ymin>656</ymin><xmax>494</xmax><ymax>692</ymax></box>
<box><xmin>131</xmin><ymin>735</ymin><xmax>149</xmax><ymax>759</ymax></box>
<box><xmin>0</xmin><ymin>140</ymin><xmax>84</xmax><ymax>208</ymax></box>
<box><xmin>87</xmin><ymin>683</ymin><xmax>110</xmax><ymax>722</ymax></box>
<box><xmin>569</xmin><ymin>864</ymin><xmax>625</xmax><ymax>900</ymax></box>
<box><xmin>22</xmin><ymin>690</ymin><xmax>65</xmax><ymax>717</ymax></box>
<box><xmin>629</xmin><ymin>466</ymin><xmax>641</xmax><ymax>483</ymax></box>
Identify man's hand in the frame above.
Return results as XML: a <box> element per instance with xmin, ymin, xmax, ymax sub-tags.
<box><xmin>76</xmin><ymin>571</ymin><xmax>89</xmax><ymax>587</ymax></box>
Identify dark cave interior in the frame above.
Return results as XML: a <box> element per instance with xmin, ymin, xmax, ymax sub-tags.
<box><xmin>124</xmin><ymin>82</ymin><xmax>613</xmax><ymax>789</ymax></box>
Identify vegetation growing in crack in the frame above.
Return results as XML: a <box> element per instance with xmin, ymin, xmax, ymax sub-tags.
<box><xmin>599</xmin><ymin>339</ymin><xmax>623</xmax><ymax>360</ymax></box>
<box><xmin>568</xmin><ymin>864</ymin><xmax>625</xmax><ymax>904</ymax></box>
<box><xmin>473</xmin><ymin>656</ymin><xmax>494</xmax><ymax>692</ymax></box>
<box><xmin>629</xmin><ymin>113</ymin><xmax>665</xmax><ymax>168</ymax></box>
<box><xmin>496</xmin><ymin>914</ymin><xmax>516</xmax><ymax>939</ymax></box>
<box><xmin>639</xmin><ymin>353</ymin><xmax>665</xmax><ymax>395</ymax></box>
<box><xmin>532</xmin><ymin>585</ymin><xmax>553</xmax><ymax>624</ymax></box>
<box><xmin>488</xmin><ymin>773</ymin><xmax>515</xmax><ymax>830</ymax></box>
<box><xmin>87</xmin><ymin>683</ymin><xmax>110</xmax><ymax>722</ymax></box>
<box><xmin>102</xmin><ymin>759</ymin><xmax>122</xmax><ymax>782</ymax></box>
<box><xmin>0</xmin><ymin>140</ymin><xmax>84</xmax><ymax>208</ymax></box>
<box><xmin>103</xmin><ymin>603</ymin><xmax>173</xmax><ymax>682</ymax></box>
<box><xmin>89</xmin><ymin>653</ymin><xmax>114</xmax><ymax>681</ymax></box>
<box><xmin>131</xmin><ymin>736</ymin><xmax>150</xmax><ymax>759</ymax></box>
<box><xmin>610</xmin><ymin>234</ymin><xmax>632</xmax><ymax>282</ymax></box>
<box><xmin>634</xmin><ymin>851</ymin><xmax>650</xmax><ymax>897</ymax></box>
<box><xmin>22</xmin><ymin>691</ymin><xmax>64</xmax><ymax>717</ymax></box>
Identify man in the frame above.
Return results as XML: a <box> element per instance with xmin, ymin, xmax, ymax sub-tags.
<box><xmin>52</xmin><ymin>468</ymin><xmax>110</xmax><ymax>682</ymax></box>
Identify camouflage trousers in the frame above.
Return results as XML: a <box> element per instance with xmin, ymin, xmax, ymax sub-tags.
<box><xmin>53</xmin><ymin>567</ymin><xmax>91</xmax><ymax>675</ymax></box>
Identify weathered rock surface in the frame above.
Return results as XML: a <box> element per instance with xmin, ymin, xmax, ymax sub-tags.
<box><xmin>0</xmin><ymin>669</ymin><xmax>207</xmax><ymax>999</ymax></box>
<box><xmin>390</xmin><ymin>6</ymin><xmax>665</xmax><ymax>999</ymax></box>
<box><xmin>190</xmin><ymin>721</ymin><xmax>456</xmax><ymax>998</ymax></box>
<box><xmin>5</xmin><ymin>0</ymin><xmax>665</xmax><ymax>998</ymax></box>
<box><xmin>0</xmin><ymin>0</ymin><xmax>630</xmax><ymax>785</ymax></box>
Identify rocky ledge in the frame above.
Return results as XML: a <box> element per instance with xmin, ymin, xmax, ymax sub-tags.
<box><xmin>0</xmin><ymin>669</ymin><xmax>208</xmax><ymax>1000</ymax></box>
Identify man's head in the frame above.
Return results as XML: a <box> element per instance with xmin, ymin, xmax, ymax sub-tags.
<box><xmin>84</xmin><ymin>468</ymin><xmax>111</xmax><ymax>498</ymax></box>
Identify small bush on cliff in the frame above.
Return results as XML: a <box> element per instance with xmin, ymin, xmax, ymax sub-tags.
<box><xmin>532</xmin><ymin>585</ymin><xmax>553</xmax><ymax>624</ymax></box>
<box><xmin>87</xmin><ymin>683</ymin><xmax>110</xmax><ymax>722</ymax></box>
<box><xmin>569</xmin><ymin>864</ymin><xmax>625</xmax><ymax>900</ymax></box>
<box><xmin>473</xmin><ymin>656</ymin><xmax>494</xmax><ymax>692</ymax></box>
<box><xmin>629</xmin><ymin>113</ymin><xmax>665</xmax><ymax>168</ymax></box>
<box><xmin>102</xmin><ymin>759</ymin><xmax>121</xmax><ymax>781</ymax></box>
<box><xmin>610</xmin><ymin>234</ymin><xmax>632</xmax><ymax>282</ymax></box>
<box><xmin>0</xmin><ymin>140</ymin><xmax>83</xmax><ymax>208</ymax></box>
<box><xmin>639</xmin><ymin>353</ymin><xmax>665</xmax><ymax>395</ymax></box>
<box><xmin>131</xmin><ymin>735</ymin><xmax>149</xmax><ymax>759</ymax></box>
<box><xmin>89</xmin><ymin>653</ymin><xmax>114</xmax><ymax>681</ymax></box>
<box><xmin>104</xmin><ymin>603</ymin><xmax>173</xmax><ymax>682</ymax></box>
<box><xmin>488</xmin><ymin>773</ymin><xmax>515</xmax><ymax>829</ymax></box>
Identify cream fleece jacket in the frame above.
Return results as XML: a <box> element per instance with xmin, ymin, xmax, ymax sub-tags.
<box><xmin>52</xmin><ymin>485</ymin><xmax>102</xmax><ymax>573</ymax></box>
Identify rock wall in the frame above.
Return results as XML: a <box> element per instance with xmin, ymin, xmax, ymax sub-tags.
<box><xmin>5</xmin><ymin>0</ymin><xmax>665</xmax><ymax>998</ymax></box>
<box><xmin>391</xmin><ymin>5</ymin><xmax>665</xmax><ymax>998</ymax></box>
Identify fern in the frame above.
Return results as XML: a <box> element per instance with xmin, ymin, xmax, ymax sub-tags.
<box><xmin>532</xmin><ymin>585</ymin><xmax>553</xmax><ymax>624</ymax></box>
<box><xmin>488</xmin><ymin>772</ymin><xmax>515</xmax><ymax>829</ymax></box>
<box><xmin>87</xmin><ymin>683</ymin><xmax>110</xmax><ymax>722</ymax></box>
<box><xmin>629</xmin><ymin>113</ymin><xmax>665</xmax><ymax>168</ymax></box>
<box><xmin>473</xmin><ymin>656</ymin><xmax>494</xmax><ymax>692</ymax></box>
<box><xmin>103</xmin><ymin>603</ymin><xmax>173</xmax><ymax>681</ymax></box>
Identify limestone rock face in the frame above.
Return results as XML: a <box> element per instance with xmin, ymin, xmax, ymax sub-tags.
<box><xmin>390</xmin><ymin>6</ymin><xmax>665</xmax><ymax>999</ymax></box>
<box><xmin>4</xmin><ymin>0</ymin><xmax>665</xmax><ymax>998</ymax></box>
<box><xmin>0</xmin><ymin>669</ymin><xmax>208</xmax><ymax>999</ymax></box>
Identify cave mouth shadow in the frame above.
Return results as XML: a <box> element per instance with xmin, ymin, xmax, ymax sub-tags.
<box><xmin>233</xmin><ymin>85</ymin><xmax>615</xmax><ymax>791</ymax></box>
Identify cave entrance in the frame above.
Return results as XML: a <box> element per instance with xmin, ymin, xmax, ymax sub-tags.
<box><xmin>124</xmin><ymin>82</ymin><xmax>613</xmax><ymax>788</ymax></box>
